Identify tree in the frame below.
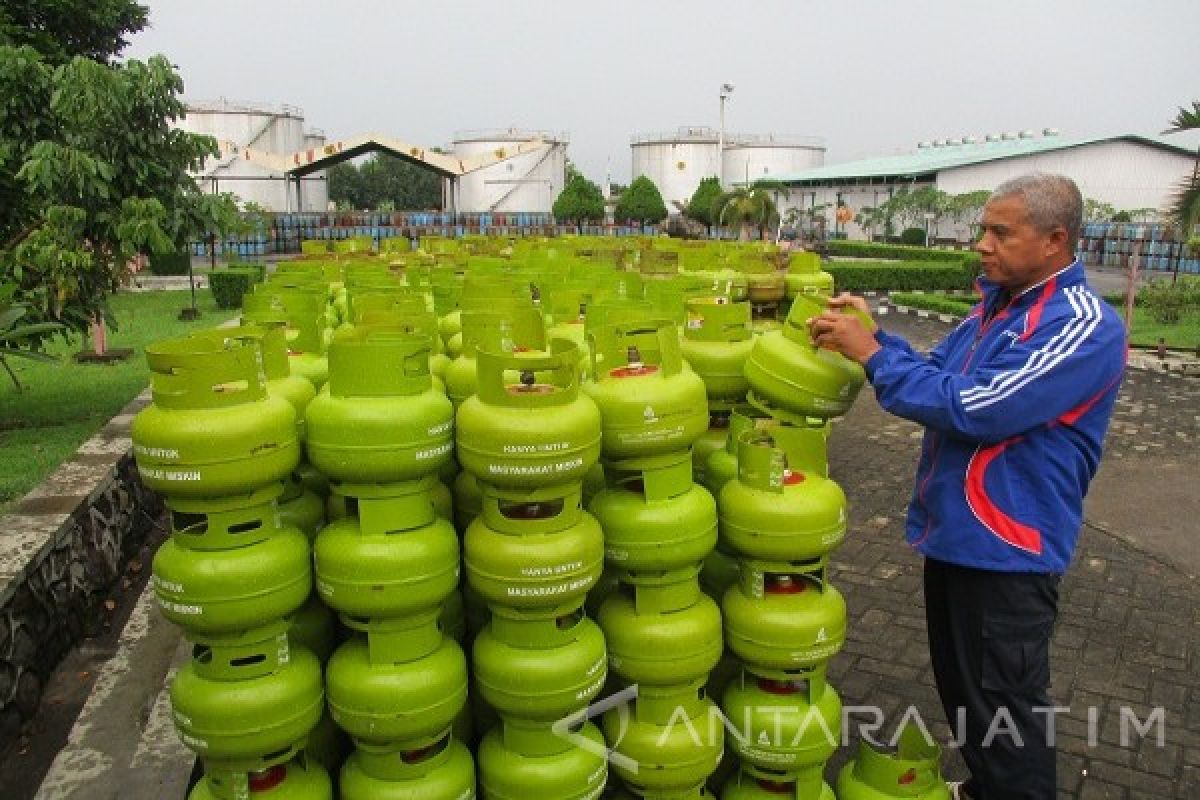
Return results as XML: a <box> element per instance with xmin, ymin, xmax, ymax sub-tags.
<box><xmin>615</xmin><ymin>176</ymin><xmax>668</xmax><ymax>226</ymax></box>
<box><xmin>1083</xmin><ymin>197</ymin><xmax>1118</xmax><ymax>223</ymax></box>
<box><xmin>685</xmin><ymin>177</ymin><xmax>723</xmax><ymax>226</ymax></box>
<box><xmin>947</xmin><ymin>190</ymin><xmax>991</xmax><ymax>241</ymax></box>
<box><xmin>0</xmin><ymin>45</ymin><xmax>240</xmax><ymax>342</ymax></box>
<box><xmin>328</xmin><ymin>154</ymin><xmax>442</xmax><ymax>211</ymax></box>
<box><xmin>552</xmin><ymin>174</ymin><xmax>605</xmax><ymax>227</ymax></box>
<box><xmin>713</xmin><ymin>180</ymin><xmax>788</xmax><ymax>240</ymax></box>
<box><xmin>0</xmin><ymin>0</ymin><xmax>148</xmax><ymax>65</ymax></box>
<box><xmin>1162</xmin><ymin>100</ymin><xmax>1200</xmax><ymax>236</ymax></box>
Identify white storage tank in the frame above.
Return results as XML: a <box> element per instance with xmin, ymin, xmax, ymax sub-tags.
<box><xmin>721</xmin><ymin>133</ymin><xmax>825</xmax><ymax>186</ymax></box>
<box><xmin>451</xmin><ymin>128</ymin><xmax>567</xmax><ymax>213</ymax></box>
<box><xmin>630</xmin><ymin>127</ymin><xmax>720</xmax><ymax>212</ymax></box>
<box><xmin>175</xmin><ymin>99</ymin><xmax>307</xmax><ymax>211</ymax></box>
<box><xmin>300</xmin><ymin>128</ymin><xmax>330</xmax><ymax>212</ymax></box>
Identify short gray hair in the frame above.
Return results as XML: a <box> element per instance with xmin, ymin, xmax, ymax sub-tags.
<box><xmin>989</xmin><ymin>173</ymin><xmax>1083</xmax><ymax>244</ymax></box>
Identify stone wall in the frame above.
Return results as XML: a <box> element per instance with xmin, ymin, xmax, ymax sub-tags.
<box><xmin>0</xmin><ymin>392</ymin><xmax>164</xmax><ymax>747</ymax></box>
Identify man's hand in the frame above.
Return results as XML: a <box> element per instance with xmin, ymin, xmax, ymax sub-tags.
<box><xmin>806</xmin><ymin>293</ymin><xmax>881</xmax><ymax>365</ymax></box>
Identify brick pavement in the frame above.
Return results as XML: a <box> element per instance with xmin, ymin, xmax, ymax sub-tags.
<box><xmin>824</xmin><ymin>312</ymin><xmax>1199</xmax><ymax>799</ymax></box>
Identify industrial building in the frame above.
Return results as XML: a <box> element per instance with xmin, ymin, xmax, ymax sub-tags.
<box><xmin>770</xmin><ymin>130</ymin><xmax>1196</xmax><ymax>240</ymax></box>
<box><xmin>630</xmin><ymin>127</ymin><xmax>825</xmax><ymax>211</ymax></box>
<box><xmin>450</xmin><ymin>129</ymin><xmax>568</xmax><ymax>213</ymax></box>
<box><xmin>175</xmin><ymin>101</ymin><xmax>566</xmax><ymax>214</ymax></box>
<box><xmin>176</xmin><ymin>99</ymin><xmax>331</xmax><ymax>212</ymax></box>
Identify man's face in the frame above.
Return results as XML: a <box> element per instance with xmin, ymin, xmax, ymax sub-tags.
<box><xmin>975</xmin><ymin>195</ymin><xmax>1065</xmax><ymax>291</ymax></box>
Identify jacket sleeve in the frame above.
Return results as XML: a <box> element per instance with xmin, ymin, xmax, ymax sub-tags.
<box><xmin>873</xmin><ymin>327</ymin><xmax>952</xmax><ymax>369</ymax></box>
<box><xmin>865</xmin><ymin>301</ymin><xmax>1125</xmax><ymax>442</ymax></box>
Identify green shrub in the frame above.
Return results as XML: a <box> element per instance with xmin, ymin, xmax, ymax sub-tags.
<box><xmin>825</xmin><ymin>260</ymin><xmax>977</xmax><ymax>292</ymax></box>
<box><xmin>890</xmin><ymin>292</ymin><xmax>976</xmax><ymax>316</ymax></box>
<box><xmin>1138</xmin><ymin>279</ymin><xmax>1200</xmax><ymax>324</ymax></box>
<box><xmin>900</xmin><ymin>227</ymin><xmax>927</xmax><ymax>246</ymax></box>
<box><xmin>209</xmin><ymin>268</ymin><xmax>260</xmax><ymax>310</ymax></box>
<box><xmin>148</xmin><ymin>249</ymin><xmax>192</xmax><ymax>276</ymax></box>
<box><xmin>826</xmin><ymin>239</ymin><xmax>981</xmax><ymax>269</ymax></box>
<box><xmin>226</xmin><ymin>261</ymin><xmax>267</xmax><ymax>283</ymax></box>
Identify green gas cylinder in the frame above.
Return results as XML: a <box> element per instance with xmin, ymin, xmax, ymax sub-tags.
<box><xmin>305</xmin><ymin>329</ymin><xmax>453</xmax><ymax>484</ymax></box>
<box><xmin>452</xmin><ymin>470</ymin><xmax>482</xmax><ymax>533</ymax></box>
<box><xmin>584</xmin><ymin>321</ymin><xmax>708</xmax><ymax>460</ymax></box>
<box><xmin>152</xmin><ymin>485</ymin><xmax>311</xmax><ymax>636</ymax></box>
<box><xmin>704</xmin><ymin>404</ymin><xmax>772</xmax><ymax>498</ymax></box>
<box><xmin>472</xmin><ymin>604</ymin><xmax>607</xmax><ymax>721</ymax></box>
<box><xmin>278</xmin><ymin>475</ymin><xmax>326</xmax><ymax>541</ymax></box>
<box><xmin>835</xmin><ymin>724</ymin><xmax>951</xmax><ymax>800</ymax></box>
<box><xmin>339</xmin><ymin>735</ymin><xmax>476</xmax><ymax>800</ymax></box>
<box><xmin>465</xmin><ymin>483</ymin><xmax>604</xmax><ymax>610</ymax></box>
<box><xmin>718</xmin><ymin>433</ymin><xmax>846</xmax><ymax>562</ymax></box>
<box><xmin>721</xmin><ymin>665</ymin><xmax>842</xmax><ymax>777</ymax></box>
<box><xmin>744</xmin><ymin>294</ymin><xmax>865</xmax><ymax>420</ymax></box>
<box><xmin>132</xmin><ymin>335</ymin><xmax>300</xmax><ymax>498</ymax></box>
<box><xmin>477</xmin><ymin>720</ymin><xmax>607</xmax><ymax>800</ymax></box>
<box><xmin>326</xmin><ymin>611</ymin><xmax>468</xmax><ymax>748</ymax></box>
<box><xmin>692</xmin><ymin>413</ymin><xmax>730</xmax><ymax>488</ymax></box>
<box><xmin>314</xmin><ymin>479</ymin><xmax>459</xmax><ymax>620</ymax></box>
<box><xmin>721</xmin><ymin>767</ymin><xmax>835</xmax><ymax>800</ymax></box>
<box><xmin>457</xmin><ymin>341</ymin><xmax>602</xmax><ymax>489</ymax></box>
<box><xmin>288</xmin><ymin>593</ymin><xmax>337</xmax><ymax>664</ymax></box>
<box><xmin>219</xmin><ymin>321</ymin><xmax>317</xmax><ymax>442</ymax></box>
<box><xmin>171</xmin><ymin>624</ymin><xmax>323</xmax><ymax>769</ymax></box>
<box><xmin>784</xmin><ymin>252</ymin><xmax>835</xmax><ymax>300</ymax></box>
<box><xmin>190</xmin><ymin>756</ymin><xmax>333</xmax><ymax>800</ymax></box>
<box><xmin>590</xmin><ymin>453</ymin><xmax>716</xmax><ymax>577</ymax></box>
<box><xmin>604</xmin><ymin>682</ymin><xmax>723</xmax><ymax>797</ymax></box>
<box><xmin>598</xmin><ymin>579</ymin><xmax>722</xmax><ymax>687</ymax></box>
<box><xmin>445</xmin><ymin>306</ymin><xmax>545</xmax><ymax>408</ymax></box>
<box><xmin>680</xmin><ymin>298</ymin><xmax>755</xmax><ymax>401</ymax></box>
<box><xmin>244</xmin><ymin>290</ymin><xmax>330</xmax><ymax>390</ymax></box>
<box><xmin>722</xmin><ymin>564</ymin><xmax>846</xmax><ymax>672</ymax></box>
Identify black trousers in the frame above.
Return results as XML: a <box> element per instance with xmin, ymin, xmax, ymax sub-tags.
<box><xmin>923</xmin><ymin>557</ymin><xmax>1061</xmax><ymax>800</ymax></box>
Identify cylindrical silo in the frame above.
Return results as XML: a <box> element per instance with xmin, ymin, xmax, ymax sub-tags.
<box><xmin>175</xmin><ymin>99</ymin><xmax>307</xmax><ymax>211</ymax></box>
<box><xmin>720</xmin><ymin>134</ymin><xmax>825</xmax><ymax>186</ymax></box>
<box><xmin>301</xmin><ymin>128</ymin><xmax>330</xmax><ymax>212</ymax></box>
<box><xmin>630</xmin><ymin>127</ymin><xmax>720</xmax><ymax>212</ymax></box>
<box><xmin>451</xmin><ymin>129</ymin><xmax>568</xmax><ymax>213</ymax></box>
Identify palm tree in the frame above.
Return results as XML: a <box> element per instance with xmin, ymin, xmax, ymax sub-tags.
<box><xmin>1162</xmin><ymin>101</ymin><xmax>1200</xmax><ymax>236</ymax></box>
<box><xmin>712</xmin><ymin>180</ymin><xmax>789</xmax><ymax>241</ymax></box>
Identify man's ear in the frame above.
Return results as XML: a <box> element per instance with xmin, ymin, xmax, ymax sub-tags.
<box><xmin>1046</xmin><ymin>225</ymin><xmax>1070</xmax><ymax>256</ymax></box>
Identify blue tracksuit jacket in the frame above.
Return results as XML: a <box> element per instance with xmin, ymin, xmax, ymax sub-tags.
<box><xmin>864</xmin><ymin>259</ymin><xmax>1126</xmax><ymax>574</ymax></box>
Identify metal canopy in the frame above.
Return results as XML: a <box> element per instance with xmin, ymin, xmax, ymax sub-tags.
<box><xmin>211</xmin><ymin>132</ymin><xmax>551</xmax><ymax>178</ymax></box>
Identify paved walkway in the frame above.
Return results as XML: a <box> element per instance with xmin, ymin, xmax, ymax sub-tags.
<box><xmin>826</xmin><ymin>312</ymin><xmax>1199</xmax><ymax>799</ymax></box>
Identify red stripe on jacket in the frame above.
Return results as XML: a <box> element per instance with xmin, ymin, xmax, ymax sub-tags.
<box><xmin>964</xmin><ymin>438</ymin><xmax>1043</xmax><ymax>554</ymax></box>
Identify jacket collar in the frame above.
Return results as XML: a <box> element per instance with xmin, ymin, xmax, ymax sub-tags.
<box><xmin>975</xmin><ymin>258</ymin><xmax>1085</xmax><ymax>311</ymax></box>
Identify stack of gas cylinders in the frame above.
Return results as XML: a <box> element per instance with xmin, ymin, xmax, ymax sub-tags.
<box><xmin>131</xmin><ymin>235</ymin><xmax>952</xmax><ymax>799</ymax></box>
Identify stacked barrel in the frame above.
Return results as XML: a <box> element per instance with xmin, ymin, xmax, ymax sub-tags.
<box><xmin>306</xmin><ymin>327</ymin><xmax>472</xmax><ymax>798</ymax></box>
<box><xmin>585</xmin><ymin>320</ymin><xmax>724</xmax><ymax>798</ymax></box>
<box><xmin>132</xmin><ymin>334</ymin><xmax>330</xmax><ymax>799</ymax></box>
<box><xmin>456</xmin><ymin>340</ymin><xmax>610</xmax><ymax>798</ymax></box>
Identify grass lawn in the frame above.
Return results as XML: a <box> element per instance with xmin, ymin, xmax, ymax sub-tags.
<box><xmin>0</xmin><ymin>290</ymin><xmax>234</xmax><ymax>513</ymax></box>
<box><xmin>889</xmin><ymin>292</ymin><xmax>1200</xmax><ymax>350</ymax></box>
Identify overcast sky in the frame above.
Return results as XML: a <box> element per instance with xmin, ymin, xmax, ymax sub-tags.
<box><xmin>125</xmin><ymin>0</ymin><xmax>1200</xmax><ymax>182</ymax></box>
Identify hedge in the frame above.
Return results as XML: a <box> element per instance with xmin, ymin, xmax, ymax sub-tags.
<box><xmin>889</xmin><ymin>292</ymin><xmax>976</xmax><ymax>316</ymax></box>
<box><xmin>209</xmin><ymin>268</ymin><xmax>261</xmax><ymax>310</ymax></box>
<box><xmin>826</xmin><ymin>260</ymin><xmax>977</xmax><ymax>292</ymax></box>
<box><xmin>148</xmin><ymin>249</ymin><xmax>192</xmax><ymax>276</ymax></box>
<box><xmin>826</xmin><ymin>239</ymin><xmax>982</xmax><ymax>269</ymax></box>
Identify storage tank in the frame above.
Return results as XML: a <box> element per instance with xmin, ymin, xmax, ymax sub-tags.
<box><xmin>451</xmin><ymin>128</ymin><xmax>568</xmax><ymax>213</ymax></box>
<box><xmin>721</xmin><ymin>133</ymin><xmax>825</xmax><ymax>186</ymax></box>
<box><xmin>175</xmin><ymin>99</ymin><xmax>307</xmax><ymax>211</ymax></box>
<box><xmin>630</xmin><ymin>127</ymin><xmax>720</xmax><ymax>212</ymax></box>
<box><xmin>301</xmin><ymin>128</ymin><xmax>330</xmax><ymax>212</ymax></box>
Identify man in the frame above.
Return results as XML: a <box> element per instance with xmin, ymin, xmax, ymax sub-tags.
<box><xmin>808</xmin><ymin>174</ymin><xmax>1126</xmax><ymax>800</ymax></box>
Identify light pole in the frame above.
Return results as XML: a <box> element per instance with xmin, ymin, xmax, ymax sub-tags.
<box><xmin>718</xmin><ymin>83</ymin><xmax>734</xmax><ymax>187</ymax></box>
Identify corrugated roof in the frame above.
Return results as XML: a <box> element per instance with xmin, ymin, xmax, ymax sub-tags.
<box><xmin>770</xmin><ymin>134</ymin><xmax>1195</xmax><ymax>185</ymax></box>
